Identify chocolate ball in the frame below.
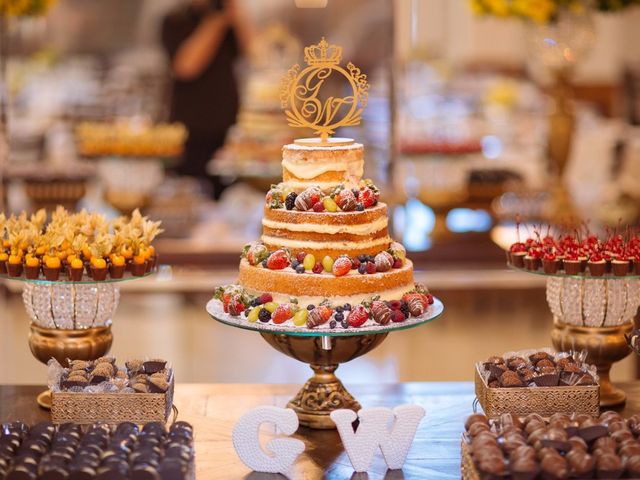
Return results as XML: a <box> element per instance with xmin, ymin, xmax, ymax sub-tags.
<box><xmin>600</xmin><ymin>411</ymin><xmax>623</xmax><ymax>424</ymax></box>
<box><xmin>524</xmin><ymin>421</ymin><xmax>545</xmax><ymax>435</ymax></box>
<box><xmin>465</xmin><ymin>414</ymin><xmax>489</xmax><ymax>432</ymax></box>
<box><xmin>468</xmin><ymin>422</ymin><xmax>490</xmax><ymax>437</ymax></box>
<box><xmin>499</xmin><ymin>413</ymin><xmax>522</xmax><ymax>430</ymax></box>
<box><xmin>541</xmin><ymin>454</ymin><xmax>569</xmax><ymax>479</ymax></box>
<box><xmin>501</xmin><ymin>434</ymin><xmax>526</xmax><ymax>454</ymax></box>
<box><xmin>624</xmin><ymin>454</ymin><xmax>640</xmax><ymax>477</ymax></box>
<box><xmin>511</xmin><ymin>445</ymin><xmax>537</xmax><ymax>460</ymax></box>
<box><xmin>567</xmin><ymin>451</ymin><xmax>595</xmax><ymax>478</ymax></box>
<box><xmin>611</xmin><ymin>429</ymin><xmax>635</xmax><ymax>445</ymax></box>
<box><xmin>594</xmin><ymin>436</ymin><xmax>617</xmax><ymax>452</ymax></box>
<box><xmin>608</xmin><ymin>421</ymin><xmax>629</xmax><ymax>434</ymax></box>
<box><xmin>477</xmin><ymin>456</ymin><xmax>506</xmax><ymax>476</ymax></box>
<box><xmin>569</xmin><ymin>436</ymin><xmax>588</xmax><ymax>451</ymax></box>
<box><xmin>620</xmin><ymin>443</ymin><xmax>640</xmax><ymax>458</ymax></box>
<box><xmin>524</xmin><ymin>413</ymin><xmax>544</xmax><ymax>425</ymax></box>
<box><xmin>510</xmin><ymin>455</ymin><xmax>538</xmax><ymax>477</ymax></box>
<box><xmin>596</xmin><ymin>452</ymin><xmax>623</xmax><ymax>478</ymax></box>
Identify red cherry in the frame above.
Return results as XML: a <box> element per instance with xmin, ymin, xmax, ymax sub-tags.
<box><xmin>312</xmin><ymin>202</ymin><xmax>325</xmax><ymax>212</ymax></box>
<box><xmin>312</xmin><ymin>262</ymin><xmax>323</xmax><ymax>274</ymax></box>
<box><xmin>366</xmin><ymin>262</ymin><xmax>377</xmax><ymax>274</ymax></box>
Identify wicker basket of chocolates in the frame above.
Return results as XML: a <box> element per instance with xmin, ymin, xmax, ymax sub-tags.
<box><xmin>462</xmin><ymin>411</ymin><xmax>640</xmax><ymax>479</ymax></box>
<box><xmin>475</xmin><ymin>349</ymin><xmax>599</xmax><ymax>417</ymax></box>
<box><xmin>49</xmin><ymin>357</ymin><xmax>174</xmax><ymax>424</ymax></box>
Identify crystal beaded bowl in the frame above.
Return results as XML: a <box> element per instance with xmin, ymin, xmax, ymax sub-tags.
<box><xmin>22</xmin><ymin>283</ymin><xmax>120</xmax><ymax>330</ymax></box>
<box><xmin>546</xmin><ymin>277</ymin><xmax>640</xmax><ymax>327</ymax></box>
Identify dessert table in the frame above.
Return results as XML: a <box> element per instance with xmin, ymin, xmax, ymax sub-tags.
<box><xmin>2</xmin><ymin>382</ymin><xmax>640</xmax><ymax>479</ymax></box>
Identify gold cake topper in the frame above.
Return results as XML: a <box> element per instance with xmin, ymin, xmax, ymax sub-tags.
<box><xmin>280</xmin><ymin>38</ymin><xmax>369</xmax><ymax>146</ymax></box>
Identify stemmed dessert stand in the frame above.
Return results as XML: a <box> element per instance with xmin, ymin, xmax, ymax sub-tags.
<box><xmin>509</xmin><ymin>265</ymin><xmax>640</xmax><ymax>407</ymax></box>
<box><xmin>206</xmin><ymin>297</ymin><xmax>444</xmax><ymax>429</ymax></box>
<box><xmin>2</xmin><ymin>271</ymin><xmax>155</xmax><ymax>409</ymax></box>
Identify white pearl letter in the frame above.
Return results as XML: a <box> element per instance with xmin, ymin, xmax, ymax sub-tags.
<box><xmin>331</xmin><ymin>405</ymin><xmax>425</xmax><ymax>472</ymax></box>
<box><xmin>232</xmin><ymin>406</ymin><xmax>305</xmax><ymax>475</ymax></box>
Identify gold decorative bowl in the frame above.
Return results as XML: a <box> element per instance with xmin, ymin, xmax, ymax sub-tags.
<box><xmin>551</xmin><ymin>320</ymin><xmax>633</xmax><ymax>407</ymax></box>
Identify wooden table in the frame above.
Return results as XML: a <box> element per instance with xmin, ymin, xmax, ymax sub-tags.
<box><xmin>2</xmin><ymin>382</ymin><xmax>640</xmax><ymax>479</ymax></box>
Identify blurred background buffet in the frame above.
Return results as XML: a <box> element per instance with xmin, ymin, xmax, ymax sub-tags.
<box><xmin>0</xmin><ymin>0</ymin><xmax>639</xmax><ymax>386</ymax></box>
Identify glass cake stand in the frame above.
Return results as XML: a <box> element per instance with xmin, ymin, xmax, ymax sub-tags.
<box><xmin>2</xmin><ymin>271</ymin><xmax>155</xmax><ymax>409</ymax></box>
<box><xmin>508</xmin><ymin>264</ymin><xmax>640</xmax><ymax>406</ymax></box>
<box><xmin>207</xmin><ymin>297</ymin><xmax>444</xmax><ymax>429</ymax></box>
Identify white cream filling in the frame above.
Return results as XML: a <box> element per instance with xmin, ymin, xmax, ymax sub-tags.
<box><xmin>261</xmin><ymin>217</ymin><xmax>388</xmax><ymax>235</ymax></box>
<box><xmin>281</xmin><ymin>157</ymin><xmax>364</xmax><ymax>180</ymax></box>
<box><xmin>281</xmin><ymin>180</ymin><xmax>341</xmax><ymax>190</ymax></box>
<box><xmin>243</xmin><ymin>284</ymin><xmax>413</xmax><ymax>307</ymax></box>
<box><xmin>284</xmin><ymin>143</ymin><xmax>363</xmax><ymax>151</ymax></box>
<box><xmin>260</xmin><ymin>235</ymin><xmax>391</xmax><ymax>250</ymax></box>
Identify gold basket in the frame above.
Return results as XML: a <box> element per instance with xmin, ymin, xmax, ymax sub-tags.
<box><xmin>474</xmin><ymin>365</ymin><xmax>599</xmax><ymax>417</ymax></box>
<box><xmin>51</xmin><ymin>373</ymin><xmax>174</xmax><ymax>424</ymax></box>
<box><xmin>461</xmin><ymin>440</ymin><xmax>480</xmax><ymax>480</ymax></box>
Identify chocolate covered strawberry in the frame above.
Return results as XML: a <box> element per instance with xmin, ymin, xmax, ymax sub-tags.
<box><xmin>402</xmin><ymin>293</ymin><xmax>429</xmax><ymax>317</ymax></box>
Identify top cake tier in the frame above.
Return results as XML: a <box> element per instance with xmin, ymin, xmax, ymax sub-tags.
<box><xmin>281</xmin><ymin>143</ymin><xmax>364</xmax><ymax>192</ymax></box>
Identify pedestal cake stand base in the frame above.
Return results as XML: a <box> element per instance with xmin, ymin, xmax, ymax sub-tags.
<box><xmin>260</xmin><ymin>332</ymin><xmax>389</xmax><ymax>429</ymax></box>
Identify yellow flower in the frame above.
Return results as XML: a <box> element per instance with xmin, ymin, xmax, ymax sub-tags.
<box><xmin>486</xmin><ymin>0</ymin><xmax>511</xmax><ymax>16</ymax></box>
<box><xmin>512</xmin><ymin>0</ymin><xmax>556</xmax><ymax>22</ymax></box>
<box><xmin>469</xmin><ymin>0</ymin><xmax>488</xmax><ymax>14</ymax></box>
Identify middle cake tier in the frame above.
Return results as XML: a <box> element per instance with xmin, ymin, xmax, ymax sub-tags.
<box><xmin>239</xmin><ymin>258</ymin><xmax>415</xmax><ymax>307</ymax></box>
<box><xmin>261</xmin><ymin>203</ymin><xmax>391</xmax><ymax>258</ymax></box>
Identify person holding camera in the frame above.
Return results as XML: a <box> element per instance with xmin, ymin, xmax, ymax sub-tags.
<box><xmin>161</xmin><ymin>0</ymin><xmax>250</xmax><ymax>199</ymax></box>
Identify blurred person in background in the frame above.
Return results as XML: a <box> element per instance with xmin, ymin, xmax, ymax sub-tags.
<box><xmin>162</xmin><ymin>0</ymin><xmax>250</xmax><ymax>199</ymax></box>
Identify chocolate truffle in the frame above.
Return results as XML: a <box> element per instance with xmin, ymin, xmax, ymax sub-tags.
<box><xmin>624</xmin><ymin>454</ymin><xmax>640</xmax><ymax>477</ymax></box>
<box><xmin>465</xmin><ymin>414</ymin><xmax>489</xmax><ymax>432</ymax></box>
<box><xmin>500</xmin><ymin>370</ymin><xmax>524</xmax><ymax>388</ymax></box>
<box><xmin>541</xmin><ymin>454</ymin><xmax>570</xmax><ymax>479</ymax></box>
<box><xmin>596</xmin><ymin>452</ymin><xmax>623</xmax><ymax>478</ymax></box>
<box><xmin>594</xmin><ymin>436</ymin><xmax>617</xmax><ymax>452</ymax></box>
<box><xmin>536</xmin><ymin>358</ymin><xmax>556</xmax><ymax>370</ymax></box>
<box><xmin>567</xmin><ymin>451</ymin><xmax>595</xmax><ymax>478</ymax></box>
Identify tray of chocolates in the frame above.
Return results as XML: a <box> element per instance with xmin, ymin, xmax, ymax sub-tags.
<box><xmin>49</xmin><ymin>357</ymin><xmax>174</xmax><ymax>424</ymax></box>
<box><xmin>0</xmin><ymin>420</ymin><xmax>194</xmax><ymax>480</ymax></box>
<box><xmin>462</xmin><ymin>411</ymin><xmax>640</xmax><ymax>479</ymax></box>
<box><xmin>475</xmin><ymin>349</ymin><xmax>599</xmax><ymax>417</ymax></box>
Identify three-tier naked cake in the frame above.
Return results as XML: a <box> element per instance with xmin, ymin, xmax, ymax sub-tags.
<box><xmin>210</xmin><ymin>38</ymin><xmax>435</xmax><ymax>331</ymax></box>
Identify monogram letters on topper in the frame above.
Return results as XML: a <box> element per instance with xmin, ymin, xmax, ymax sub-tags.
<box><xmin>280</xmin><ymin>37</ymin><xmax>369</xmax><ymax>146</ymax></box>
<box><xmin>232</xmin><ymin>405</ymin><xmax>425</xmax><ymax>474</ymax></box>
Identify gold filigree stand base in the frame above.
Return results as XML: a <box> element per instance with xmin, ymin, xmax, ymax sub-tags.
<box><xmin>551</xmin><ymin>320</ymin><xmax>633</xmax><ymax>408</ymax></box>
<box><xmin>260</xmin><ymin>332</ymin><xmax>388</xmax><ymax>429</ymax></box>
<box><xmin>28</xmin><ymin>324</ymin><xmax>113</xmax><ymax>410</ymax></box>
<box><xmin>287</xmin><ymin>364</ymin><xmax>360</xmax><ymax>429</ymax></box>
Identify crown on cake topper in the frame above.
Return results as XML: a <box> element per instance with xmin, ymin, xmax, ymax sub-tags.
<box><xmin>280</xmin><ymin>38</ymin><xmax>369</xmax><ymax>146</ymax></box>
